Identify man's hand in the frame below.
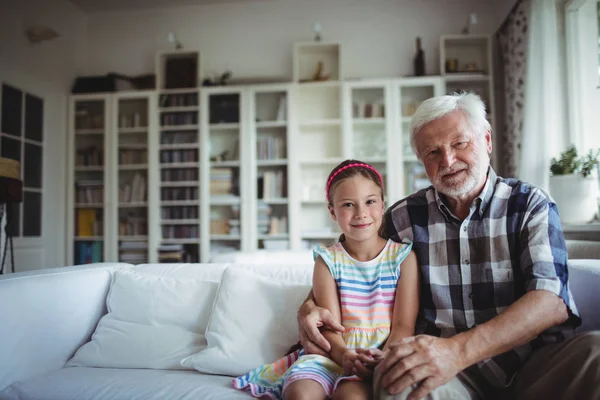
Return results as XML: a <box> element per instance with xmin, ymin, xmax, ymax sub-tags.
<box><xmin>376</xmin><ymin>335</ymin><xmax>464</xmax><ymax>400</ymax></box>
<box><xmin>297</xmin><ymin>299</ymin><xmax>344</xmax><ymax>356</ymax></box>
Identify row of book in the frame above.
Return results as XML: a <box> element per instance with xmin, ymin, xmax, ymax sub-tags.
<box><xmin>76</xmin><ymin>181</ymin><xmax>103</xmax><ymax>204</ymax></box>
<box><xmin>74</xmin><ymin>241</ymin><xmax>103</xmax><ymax>265</ymax></box>
<box><xmin>161</xmin><ymin>205</ymin><xmax>199</xmax><ymax>220</ymax></box>
<box><xmin>161</xmin><ymin>187</ymin><xmax>198</xmax><ymax>201</ymax></box>
<box><xmin>76</xmin><ymin>209</ymin><xmax>103</xmax><ymax>236</ymax></box>
<box><xmin>161</xmin><ymin>168</ymin><xmax>198</xmax><ymax>182</ymax></box>
<box><xmin>76</xmin><ymin>146</ymin><xmax>103</xmax><ymax>167</ymax></box>
<box><xmin>210</xmin><ymin>168</ymin><xmax>233</xmax><ymax>195</ymax></box>
<box><xmin>258</xmin><ymin>170</ymin><xmax>286</xmax><ymax>199</ymax></box>
<box><xmin>161</xmin><ymin>112</ymin><xmax>197</xmax><ymax>126</ymax></box>
<box><xmin>158</xmin><ymin>243</ymin><xmax>199</xmax><ymax>263</ymax></box>
<box><xmin>119</xmin><ymin>173</ymin><xmax>146</xmax><ymax>203</ymax></box>
<box><xmin>161</xmin><ymin>149</ymin><xmax>197</xmax><ymax>164</ymax></box>
<box><xmin>257</xmin><ymin>136</ymin><xmax>286</xmax><ymax>160</ymax></box>
<box><xmin>159</xmin><ymin>94</ymin><xmax>198</xmax><ymax>108</ymax></box>
<box><xmin>267</xmin><ymin>216</ymin><xmax>288</xmax><ymax>235</ymax></box>
<box><xmin>119</xmin><ymin>149</ymin><xmax>147</xmax><ymax>165</ymax></box>
<box><xmin>160</xmin><ymin>131</ymin><xmax>198</xmax><ymax>144</ymax></box>
<box><xmin>162</xmin><ymin>225</ymin><xmax>199</xmax><ymax>239</ymax></box>
<box><xmin>119</xmin><ymin>241</ymin><xmax>147</xmax><ymax>264</ymax></box>
<box><xmin>118</xmin><ymin>215</ymin><xmax>147</xmax><ymax>236</ymax></box>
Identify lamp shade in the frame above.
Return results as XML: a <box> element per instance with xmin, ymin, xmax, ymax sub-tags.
<box><xmin>0</xmin><ymin>157</ymin><xmax>23</xmax><ymax>203</ymax></box>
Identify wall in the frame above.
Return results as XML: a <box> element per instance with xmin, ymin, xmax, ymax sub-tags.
<box><xmin>0</xmin><ymin>0</ymin><xmax>87</xmax><ymax>271</ymax></box>
<box><xmin>84</xmin><ymin>0</ymin><xmax>517</xmax><ymax>80</ymax></box>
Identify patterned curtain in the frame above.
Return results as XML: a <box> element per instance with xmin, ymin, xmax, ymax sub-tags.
<box><xmin>496</xmin><ymin>0</ymin><xmax>530</xmax><ymax>178</ymax></box>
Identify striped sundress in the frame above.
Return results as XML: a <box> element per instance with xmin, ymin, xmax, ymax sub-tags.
<box><xmin>233</xmin><ymin>239</ymin><xmax>413</xmax><ymax>399</ymax></box>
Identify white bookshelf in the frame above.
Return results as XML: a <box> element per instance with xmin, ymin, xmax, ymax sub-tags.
<box><xmin>112</xmin><ymin>91</ymin><xmax>157</xmax><ymax>264</ymax></box>
<box><xmin>393</xmin><ymin>76</ymin><xmax>445</xmax><ymax>197</ymax></box>
<box><xmin>67</xmin><ymin>94</ymin><xmax>111</xmax><ymax>265</ymax></box>
<box><xmin>293</xmin><ymin>42</ymin><xmax>342</xmax><ymax>83</ymax></box>
<box><xmin>440</xmin><ymin>34</ymin><xmax>496</xmax><ymax>168</ymax></box>
<box><xmin>156</xmin><ymin>86</ymin><xmax>201</xmax><ymax>262</ymax></box>
<box><xmin>66</xmin><ymin>35</ymin><xmax>498</xmax><ymax>261</ymax></box>
<box><xmin>343</xmin><ymin>79</ymin><xmax>393</xmax><ymax>201</ymax></box>
<box><xmin>248</xmin><ymin>84</ymin><xmax>292</xmax><ymax>253</ymax></box>
<box><xmin>200</xmin><ymin>86</ymin><xmax>246</xmax><ymax>262</ymax></box>
<box><xmin>154</xmin><ymin>50</ymin><xmax>203</xmax><ymax>263</ymax></box>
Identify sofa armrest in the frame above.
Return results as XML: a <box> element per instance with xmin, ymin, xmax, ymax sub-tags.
<box><xmin>0</xmin><ymin>263</ymin><xmax>129</xmax><ymax>390</ymax></box>
<box><xmin>569</xmin><ymin>259</ymin><xmax>600</xmax><ymax>333</ymax></box>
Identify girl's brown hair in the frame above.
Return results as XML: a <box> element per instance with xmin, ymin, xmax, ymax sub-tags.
<box><xmin>326</xmin><ymin>159</ymin><xmax>384</xmax><ymax>205</ymax></box>
<box><xmin>326</xmin><ymin>160</ymin><xmax>387</xmax><ymax>242</ymax></box>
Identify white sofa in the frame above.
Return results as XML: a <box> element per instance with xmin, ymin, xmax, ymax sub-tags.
<box><xmin>0</xmin><ymin>258</ymin><xmax>599</xmax><ymax>400</ymax></box>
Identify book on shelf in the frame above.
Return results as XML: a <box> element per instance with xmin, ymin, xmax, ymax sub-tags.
<box><xmin>76</xmin><ymin>146</ymin><xmax>103</xmax><ymax>167</ymax></box>
<box><xmin>158</xmin><ymin>243</ymin><xmax>185</xmax><ymax>263</ymax></box>
<box><xmin>119</xmin><ymin>173</ymin><xmax>146</xmax><ymax>203</ymax></box>
<box><xmin>257</xmin><ymin>136</ymin><xmax>286</xmax><ymax>160</ymax></box>
<box><xmin>119</xmin><ymin>215</ymin><xmax>147</xmax><ymax>236</ymax></box>
<box><xmin>74</xmin><ymin>241</ymin><xmax>103</xmax><ymax>265</ymax></box>
<box><xmin>76</xmin><ymin>209</ymin><xmax>102</xmax><ymax>236</ymax></box>
<box><xmin>258</xmin><ymin>170</ymin><xmax>285</xmax><ymax>199</ymax></box>
<box><xmin>276</xmin><ymin>95</ymin><xmax>287</xmax><ymax>121</ymax></box>
<box><xmin>76</xmin><ymin>180</ymin><xmax>103</xmax><ymax>203</ymax></box>
<box><xmin>119</xmin><ymin>241</ymin><xmax>148</xmax><ymax>263</ymax></box>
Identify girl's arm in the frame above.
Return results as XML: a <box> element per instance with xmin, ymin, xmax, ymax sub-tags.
<box><xmin>313</xmin><ymin>256</ymin><xmax>347</xmax><ymax>365</ymax></box>
<box><xmin>384</xmin><ymin>251</ymin><xmax>420</xmax><ymax>350</ymax></box>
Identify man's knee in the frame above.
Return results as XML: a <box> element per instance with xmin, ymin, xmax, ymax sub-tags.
<box><xmin>372</xmin><ymin>367</ymin><xmax>412</xmax><ymax>400</ymax></box>
<box><xmin>570</xmin><ymin>331</ymin><xmax>600</xmax><ymax>362</ymax></box>
<box><xmin>574</xmin><ymin>331</ymin><xmax>600</xmax><ymax>371</ymax></box>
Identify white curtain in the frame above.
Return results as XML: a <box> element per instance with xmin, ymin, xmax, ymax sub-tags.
<box><xmin>520</xmin><ymin>0</ymin><xmax>568</xmax><ymax>190</ymax></box>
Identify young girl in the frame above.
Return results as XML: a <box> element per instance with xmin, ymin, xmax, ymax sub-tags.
<box><xmin>234</xmin><ymin>160</ymin><xmax>419</xmax><ymax>399</ymax></box>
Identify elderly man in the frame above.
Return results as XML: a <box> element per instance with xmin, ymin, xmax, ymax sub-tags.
<box><xmin>297</xmin><ymin>93</ymin><xmax>600</xmax><ymax>399</ymax></box>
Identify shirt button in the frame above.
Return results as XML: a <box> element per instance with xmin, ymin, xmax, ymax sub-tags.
<box><xmin>464</xmin><ymin>260</ymin><xmax>470</xmax><ymax>265</ymax></box>
<box><xmin>463</xmin><ymin>226</ymin><xmax>467</xmax><ymax>232</ymax></box>
<box><xmin>468</xmin><ymin>292</ymin><xmax>473</xmax><ymax>299</ymax></box>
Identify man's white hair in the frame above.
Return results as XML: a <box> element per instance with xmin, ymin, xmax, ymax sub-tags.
<box><xmin>409</xmin><ymin>92</ymin><xmax>491</xmax><ymax>157</ymax></box>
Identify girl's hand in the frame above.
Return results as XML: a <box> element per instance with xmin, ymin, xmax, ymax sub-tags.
<box><xmin>351</xmin><ymin>348</ymin><xmax>387</xmax><ymax>381</ymax></box>
<box><xmin>341</xmin><ymin>349</ymin><xmax>360</xmax><ymax>376</ymax></box>
<box><xmin>356</xmin><ymin>348</ymin><xmax>386</xmax><ymax>367</ymax></box>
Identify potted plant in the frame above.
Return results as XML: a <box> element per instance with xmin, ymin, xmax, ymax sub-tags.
<box><xmin>549</xmin><ymin>146</ymin><xmax>600</xmax><ymax>224</ymax></box>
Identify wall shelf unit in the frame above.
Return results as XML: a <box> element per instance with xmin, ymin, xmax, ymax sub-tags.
<box><xmin>66</xmin><ymin>35</ymin><xmax>497</xmax><ymax>264</ymax></box>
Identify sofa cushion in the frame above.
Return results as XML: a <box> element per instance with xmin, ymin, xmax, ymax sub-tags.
<box><xmin>133</xmin><ymin>261</ymin><xmax>313</xmax><ymax>285</ymax></box>
<box><xmin>0</xmin><ymin>367</ymin><xmax>248</xmax><ymax>400</ymax></box>
<box><xmin>67</xmin><ymin>269</ymin><xmax>218</xmax><ymax>370</ymax></box>
<box><xmin>181</xmin><ymin>267</ymin><xmax>311</xmax><ymax>376</ymax></box>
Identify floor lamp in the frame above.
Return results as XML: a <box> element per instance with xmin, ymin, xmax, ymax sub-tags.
<box><xmin>0</xmin><ymin>157</ymin><xmax>22</xmax><ymax>275</ymax></box>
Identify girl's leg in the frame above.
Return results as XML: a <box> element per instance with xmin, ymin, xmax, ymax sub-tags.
<box><xmin>332</xmin><ymin>380</ymin><xmax>371</xmax><ymax>400</ymax></box>
<box><xmin>283</xmin><ymin>379</ymin><xmax>328</xmax><ymax>400</ymax></box>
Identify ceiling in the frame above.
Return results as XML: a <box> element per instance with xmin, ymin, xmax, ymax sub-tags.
<box><xmin>69</xmin><ymin>0</ymin><xmax>510</xmax><ymax>13</ymax></box>
<box><xmin>68</xmin><ymin>0</ymin><xmax>265</xmax><ymax>13</ymax></box>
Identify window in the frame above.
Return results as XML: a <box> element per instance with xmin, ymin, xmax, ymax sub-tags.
<box><xmin>0</xmin><ymin>83</ymin><xmax>44</xmax><ymax>237</ymax></box>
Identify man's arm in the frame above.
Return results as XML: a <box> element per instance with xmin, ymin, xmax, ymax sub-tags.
<box><xmin>312</xmin><ymin>257</ymin><xmax>347</xmax><ymax>365</ymax></box>
<box><xmin>297</xmin><ymin>290</ymin><xmax>345</xmax><ymax>357</ymax></box>
<box><xmin>378</xmin><ymin>290</ymin><xmax>568</xmax><ymax>399</ymax></box>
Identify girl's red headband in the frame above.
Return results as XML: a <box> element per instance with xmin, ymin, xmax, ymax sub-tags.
<box><xmin>326</xmin><ymin>163</ymin><xmax>383</xmax><ymax>201</ymax></box>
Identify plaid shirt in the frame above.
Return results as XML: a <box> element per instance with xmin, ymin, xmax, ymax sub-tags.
<box><xmin>384</xmin><ymin>168</ymin><xmax>581</xmax><ymax>389</ymax></box>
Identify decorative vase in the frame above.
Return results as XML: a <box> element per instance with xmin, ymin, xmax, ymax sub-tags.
<box><xmin>414</xmin><ymin>37</ymin><xmax>425</xmax><ymax>77</ymax></box>
<box><xmin>549</xmin><ymin>174</ymin><xmax>599</xmax><ymax>224</ymax></box>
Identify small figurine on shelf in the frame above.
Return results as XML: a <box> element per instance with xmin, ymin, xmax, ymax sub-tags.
<box><xmin>312</xmin><ymin>22</ymin><xmax>322</xmax><ymax>42</ymax></box>
<box><xmin>167</xmin><ymin>32</ymin><xmax>182</xmax><ymax>50</ymax></box>
<box><xmin>413</xmin><ymin>37</ymin><xmax>425</xmax><ymax>76</ymax></box>
<box><xmin>202</xmin><ymin>71</ymin><xmax>232</xmax><ymax>87</ymax></box>
<box><xmin>311</xmin><ymin>61</ymin><xmax>330</xmax><ymax>81</ymax></box>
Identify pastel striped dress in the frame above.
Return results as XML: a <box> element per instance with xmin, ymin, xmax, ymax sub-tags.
<box><xmin>233</xmin><ymin>239</ymin><xmax>412</xmax><ymax>399</ymax></box>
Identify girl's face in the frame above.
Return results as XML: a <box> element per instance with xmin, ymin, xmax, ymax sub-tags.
<box><xmin>328</xmin><ymin>175</ymin><xmax>384</xmax><ymax>243</ymax></box>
